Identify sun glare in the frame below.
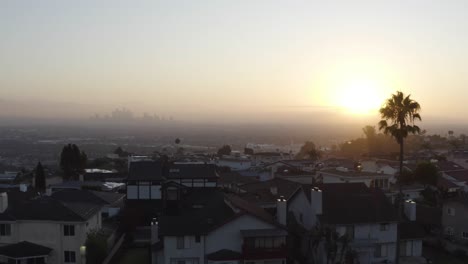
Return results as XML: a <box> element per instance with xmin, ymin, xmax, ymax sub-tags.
<box><xmin>336</xmin><ymin>79</ymin><xmax>384</xmax><ymax>115</ymax></box>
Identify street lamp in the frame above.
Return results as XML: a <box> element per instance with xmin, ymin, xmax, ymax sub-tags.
<box><xmin>80</xmin><ymin>246</ymin><xmax>86</xmax><ymax>264</ymax></box>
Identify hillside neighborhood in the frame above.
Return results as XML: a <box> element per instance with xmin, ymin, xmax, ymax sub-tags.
<box><xmin>0</xmin><ymin>128</ymin><xmax>467</xmax><ymax>264</ymax></box>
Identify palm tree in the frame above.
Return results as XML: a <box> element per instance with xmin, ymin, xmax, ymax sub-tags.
<box><xmin>379</xmin><ymin>91</ymin><xmax>421</xmax><ymax>184</ymax></box>
<box><xmin>378</xmin><ymin>91</ymin><xmax>421</xmax><ymax>264</ymax></box>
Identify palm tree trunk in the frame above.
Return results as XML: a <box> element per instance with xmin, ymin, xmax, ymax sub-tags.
<box><xmin>395</xmin><ymin>141</ymin><xmax>403</xmax><ymax>264</ymax></box>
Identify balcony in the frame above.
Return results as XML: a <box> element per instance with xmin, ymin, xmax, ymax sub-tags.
<box><xmin>350</xmin><ymin>238</ymin><xmax>378</xmax><ymax>250</ymax></box>
<box><xmin>242</xmin><ymin>244</ymin><xmax>288</xmax><ymax>260</ymax></box>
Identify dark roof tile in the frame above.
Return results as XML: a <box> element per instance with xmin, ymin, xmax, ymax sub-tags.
<box><xmin>320</xmin><ymin>183</ymin><xmax>398</xmax><ymax>224</ymax></box>
<box><xmin>0</xmin><ymin>241</ymin><xmax>52</xmax><ymax>258</ymax></box>
<box><xmin>207</xmin><ymin>249</ymin><xmax>242</xmax><ymax>261</ymax></box>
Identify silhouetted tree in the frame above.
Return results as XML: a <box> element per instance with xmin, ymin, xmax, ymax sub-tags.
<box><xmin>34</xmin><ymin>162</ymin><xmax>46</xmax><ymax>191</ymax></box>
<box><xmin>296</xmin><ymin>141</ymin><xmax>321</xmax><ymax>161</ymax></box>
<box><xmin>362</xmin><ymin>125</ymin><xmax>379</xmax><ymax>154</ymax></box>
<box><xmin>244</xmin><ymin>147</ymin><xmax>254</xmax><ymax>155</ymax></box>
<box><xmin>60</xmin><ymin>144</ymin><xmax>87</xmax><ymax>180</ymax></box>
<box><xmin>378</xmin><ymin>91</ymin><xmax>421</xmax><ymax>264</ymax></box>
<box><xmin>217</xmin><ymin>145</ymin><xmax>232</xmax><ymax>156</ymax></box>
<box><xmin>414</xmin><ymin>162</ymin><xmax>439</xmax><ymax>187</ymax></box>
<box><xmin>379</xmin><ymin>91</ymin><xmax>422</xmax><ymax>184</ymax></box>
<box><xmin>176</xmin><ymin>147</ymin><xmax>185</xmax><ymax>156</ymax></box>
<box><xmin>460</xmin><ymin>134</ymin><xmax>466</xmax><ymax>146</ymax></box>
<box><xmin>175</xmin><ymin>138</ymin><xmax>181</xmax><ymax>145</ymax></box>
<box><xmin>114</xmin><ymin>146</ymin><xmax>130</xmax><ymax>157</ymax></box>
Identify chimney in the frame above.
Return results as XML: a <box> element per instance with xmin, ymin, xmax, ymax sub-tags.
<box><xmin>311</xmin><ymin>187</ymin><xmax>322</xmax><ymax>215</ymax></box>
<box><xmin>404</xmin><ymin>200</ymin><xmax>417</xmax><ymax>221</ymax></box>
<box><xmin>270</xmin><ymin>186</ymin><xmax>278</xmax><ymax>196</ymax></box>
<box><xmin>151</xmin><ymin>218</ymin><xmax>159</xmax><ymax>244</ymax></box>
<box><xmin>276</xmin><ymin>196</ymin><xmax>287</xmax><ymax>225</ymax></box>
<box><xmin>0</xmin><ymin>193</ymin><xmax>8</xmax><ymax>213</ymax></box>
<box><xmin>19</xmin><ymin>184</ymin><xmax>27</xmax><ymax>193</ymax></box>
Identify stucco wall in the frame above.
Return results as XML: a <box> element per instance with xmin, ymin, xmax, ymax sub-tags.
<box><xmin>206</xmin><ymin>214</ymin><xmax>276</xmax><ymax>254</ymax></box>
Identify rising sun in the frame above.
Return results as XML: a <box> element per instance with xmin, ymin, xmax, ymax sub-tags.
<box><xmin>336</xmin><ymin>79</ymin><xmax>384</xmax><ymax>115</ymax></box>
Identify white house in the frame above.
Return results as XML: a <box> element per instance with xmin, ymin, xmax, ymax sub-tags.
<box><xmin>399</xmin><ymin>200</ymin><xmax>425</xmax><ymax>264</ymax></box>
<box><xmin>0</xmin><ymin>188</ymin><xmax>108</xmax><ymax>264</ymax></box>
<box><xmin>311</xmin><ymin>183</ymin><xmax>399</xmax><ymax>264</ymax></box>
<box><xmin>152</xmin><ymin>189</ymin><xmax>288</xmax><ymax>264</ymax></box>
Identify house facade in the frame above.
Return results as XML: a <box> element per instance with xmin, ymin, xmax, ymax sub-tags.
<box><xmin>153</xmin><ymin>190</ymin><xmax>288</xmax><ymax>264</ymax></box>
<box><xmin>442</xmin><ymin>198</ymin><xmax>468</xmax><ymax>241</ymax></box>
<box><xmin>127</xmin><ymin>161</ymin><xmax>219</xmax><ymax>200</ymax></box>
<box><xmin>312</xmin><ymin>183</ymin><xmax>399</xmax><ymax>264</ymax></box>
<box><xmin>0</xmin><ymin>189</ymin><xmax>105</xmax><ymax>264</ymax></box>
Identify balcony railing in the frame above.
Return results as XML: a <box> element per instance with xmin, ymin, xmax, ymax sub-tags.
<box><xmin>242</xmin><ymin>244</ymin><xmax>288</xmax><ymax>260</ymax></box>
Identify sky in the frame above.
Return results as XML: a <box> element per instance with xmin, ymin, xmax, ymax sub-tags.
<box><xmin>1</xmin><ymin>1</ymin><xmax>468</xmax><ymax>124</ymax></box>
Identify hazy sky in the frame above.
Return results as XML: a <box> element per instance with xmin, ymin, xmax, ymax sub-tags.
<box><xmin>1</xmin><ymin>1</ymin><xmax>468</xmax><ymax>123</ymax></box>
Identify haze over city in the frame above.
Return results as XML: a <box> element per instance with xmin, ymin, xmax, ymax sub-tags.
<box><xmin>1</xmin><ymin>0</ymin><xmax>468</xmax><ymax>127</ymax></box>
<box><xmin>3</xmin><ymin>2</ymin><xmax>468</xmax><ymax>264</ymax></box>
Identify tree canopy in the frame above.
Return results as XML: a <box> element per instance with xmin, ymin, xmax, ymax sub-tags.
<box><xmin>34</xmin><ymin>162</ymin><xmax>46</xmax><ymax>191</ymax></box>
<box><xmin>60</xmin><ymin>144</ymin><xmax>87</xmax><ymax>181</ymax></box>
<box><xmin>217</xmin><ymin>145</ymin><xmax>232</xmax><ymax>156</ymax></box>
<box><xmin>413</xmin><ymin>162</ymin><xmax>439</xmax><ymax>186</ymax></box>
<box><xmin>296</xmin><ymin>141</ymin><xmax>321</xmax><ymax>161</ymax></box>
<box><xmin>85</xmin><ymin>230</ymin><xmax>107</xmax><ymax>264</ymax></box>
<box><xmin>379</xmin><ymin>91</ymin><xmax>422</xmax><ymax>179</ymax></box>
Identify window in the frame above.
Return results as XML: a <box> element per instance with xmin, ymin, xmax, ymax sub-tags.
<box><xmin>26</xmin><ymin>257</ymin><xmax>46</xmax><ymax>264</ymax></box>
<box><xmin>170</xmin><ymin>258</ymin><xmax>199</xmax><ymax>264</ymax></box>
<box><xmin>176</xmin><ymin>236</ymin><xmax>185</xmax><ymax>249</ymax></box>
<box><xmin>345</xmin><ymin>225</ymin><xmax>355</xmax><ymax>239</ymax></box>
<box><xmin>374</xmin><ymin>244</ymin><xmax>388</xmax><ymax>258</ymax></box>
<box><xmin>64</xmin><ymin>225</ymin><xmax>75</xmax><ymax>236</ymax></box>
<box><xmin>273</xmin><ymin>237</ymin><xmax>285</xmax><ymax>248</ymax></box>
<box><xmin>0</xmin><ymin>224</ymin><xmax>11</xmax><ymax>236</ymax></box>
<box><xmin>380</xmin><ymin>223</ymin><xmax>390</xmax><ymax>231</ymax></box>
<box><xmin>447</xmin><ymin>207</ymin><xmax>455</xmax><ymax>216</ymax></box>
<box><xmin>255</xmin><ymin>237</ymin><xmax>265</xmax><ymax>248</ymax></box>
<box><xmin>265</xmin><ymin>237</ymin><xmax>273</xmax><ymax>248</ymax></box>
<box><xmin>245</xmin><ymin>237</ymin><xmax>255</xmax><ymax>248</ymax></box>
<box><xmin>195</xmin><ymin>235</ymin><xmax>201</xmax><ymax>243</ymax></box>
<box><xmin>446</xmin><ymin>226</ymin><xmax>454</xmax><ymax>236</ymax></box>
<box><xmin>462</xmin><ymin>232</ymin><xmax>468</xmax><ymax>239</ymax></box>
<box><xmin>64</xmin><ymin>251</ymin><xmax>76</xmax><ymax>263</ymax></box>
